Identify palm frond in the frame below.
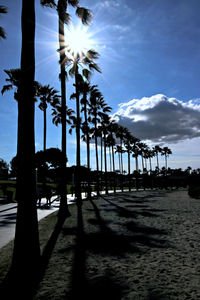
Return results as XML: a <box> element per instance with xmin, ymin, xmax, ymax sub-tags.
<box><xmin>76</xmin><ymin>7</ymin><xmax>92</xmax><ymax>25</ymax></box>
<box><xmin>69</xmin><ymin>64</ymin><xmax>76</xmax><ymax>77</ymax></box>
<box><xmin>1</xmin><ymin>84</ymin><xmax>12</xmax><ymax>95</ymax></box>
<box><xmin>63</xmin><ymin>12</ymin><xmax>71</xmax><ymax>25</ymax></box>
<box><xmin>0</xmin><ymin>6</ymin><xmax>7</xmax><ymax>14</ymax></box>
<box><xmin>40</xmin><ymin>0</ymin><xmax>57</xmax><ymax>8</ymax></box>
<box><xmin>86</xmin><ymin>49</ymin><xmax>99</xmax><ymax>60</ymax></box>
<box><xmin>68</xmin><ymin>0</ymin><xmax>79</xmax><ymax>7</ymax></box>
<box><xmin>89</xmin><ymin>63</ymin><xmax>101</xmax><ymax>73</ymax></box>
<box><xmin>0</xmin><ymin>27</ymin><xmax>6</xmax><ymax>39</ymax></box>
<box><xmin>70</xmin><ymin>93</ymin><xmax>76</xmax><ymax>100</ymax></box>
<box><xmin>82</xmin><ymin>68</ymin><xmax>91</xmax><ymax>81</ymax></box>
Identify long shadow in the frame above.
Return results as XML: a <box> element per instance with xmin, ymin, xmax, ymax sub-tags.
<box><xmin>87</xmin><ymin>198</ymin><xmax>140</xmax><ymax>256</ymax></box>
<box><xmin>64</xmin><ymin>198</ymin><xmax>127</xmax><ymax>300</ymax></box>
<box><xmin>39</xmin><ymin>215</ymin><xmax>67</xmax><ymax>279</ymax></box>
<box><xmin>98</xmin><ymin>196</ymin><xmax>169</xmax><ymax>248</ymax></box>
<box><xmin>68</xmin><ymin>202</ymin><xmax>87</xmax><ymax>300</ymax></box>
<box><xmin>0</xmin><ymin>212</ymin><xmax>17</xmax><ymax>227</ymax></box>
<box><xmin>100</xmin><ymin>196</ymin><xmax>159</xmax><ymax>219</ymax></box>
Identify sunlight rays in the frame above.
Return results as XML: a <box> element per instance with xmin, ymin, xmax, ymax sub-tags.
<box><xmin>65</xmin><ymin>23</ymin><xmax>96</xmax><ymax>59</ymax></box>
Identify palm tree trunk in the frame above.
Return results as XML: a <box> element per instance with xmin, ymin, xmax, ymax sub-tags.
<box><xmin>109</xmin><ymin>146</ymin><xmax>112</xmax><ymax>171</ymax></box>
<box><xmin>58</xmin><ymin>15</ymin><xmax>70</xmax><ymax>218</ymax></box>
<box><xmin>118</xmin><ymin>152</ymin><xmax>120</xmax><ymax>171</ymax></box>
<box><xmin>94</xmin><ymin>121</ymin><xmax>100</xmax><ymax>196</ymax></box>
<box><xmin>8</xmin><ymin>1</ymin><xmax>40</xmax><ymax>296</ymax></box>
<box><xmin>135</xmin><ymin>155</ymin><xmax>139</xmax><ymax>191</ymax></box>
<box><xmin>83</xmin><ymin>92</ymin><xmax>91</xmax><ymax>199</ymax></box>
<box><xmin>104</xmin><ymin>133</ymin><xmax>108</xmax><ymax>195</ymax></box>
<box><xmin>165</xmin><ymin>154</ymin><xmax>167</xmax><ymax>170</ymax></box>
<box><xmin>111</xmin><ymin>144</ymin><xmax>116</xmax><ymax>193</ymax></box>
<box><xmin>75</xmin><ymin>63</ymin><xmax>82</xmax><ymax>204</ymax></box>
<box><xmin>128</xmin><ymin>150</ymin><xmax>131</xmax><ymax>192</ymax></box>
<box><xmin>156</xmin><ymin>153</ymin><xmax>159</xmax><ymax>171</ymax></box>
<box><xmin>141</xmin><ymin>154</ymin><xmax>144</xmax><ymax>172</ymax></box>
<box><xmin>43</xmin><ymin>107</ymin><xmax>46</xmax><ymax>152</ymax></box>
<box><xmin>100</xmin><ymin>135</ymin><xmax>103</xmax><ymax>191</ymax></box>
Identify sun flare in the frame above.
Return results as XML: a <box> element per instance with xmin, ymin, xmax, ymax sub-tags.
<box><xmin>65</xmin><ymin>24</ymin><xmax>94</xmax><ymax>57</ymax></box>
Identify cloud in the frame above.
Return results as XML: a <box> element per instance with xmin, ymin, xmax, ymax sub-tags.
<box><xmin>112</xmin><ymin>94</ymin><xmax>200</xmax><ymax>143</ymax></box>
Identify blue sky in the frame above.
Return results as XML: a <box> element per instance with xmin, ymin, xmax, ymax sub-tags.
<box><xmin>1</xmin><ymin>0</ymin><xmax>200</xmax><ymax>171</ymax></box>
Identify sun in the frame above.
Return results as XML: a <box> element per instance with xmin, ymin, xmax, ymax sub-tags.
<box><xmin>65</xmin><ymin>24</ymin><xmax>94</xmax><ymax>57</ymax></box>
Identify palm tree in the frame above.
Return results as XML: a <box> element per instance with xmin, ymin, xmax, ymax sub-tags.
<box><xmin>88</xmin><ymin>87</ymin><xmax>110</xmax><ymax>195</ymax></box>
<box><xmin>68</xmin><ymin>50</ymin><xmax>100</xmax><ymax>203</ymax></box>
<box><xmin>37</xmin><ymin>84</ymin><xmax>60</xmax><ymax>151</ymax></box>
<box><xmin>40</xmin><ymin>0</ymin><xmax>92</xmax><ymax>216</ymax></box>
<box><xmin>153</xmin><ymin>145</ymin><xmax>162</xmax><ymax>171</ymax></box>
<box><xmin>1</xmin><ymin>69</ymin><xmax>39</xmax><ymax>154</ymax></box>
<box><xmin>79</xmin><ymin>79</ymin><xmax>92</xmax><ymax>198</ymax></box>
<box><xmin>115</xmin><ymin>124</ymin><xmax>127</xmax><ymax>191</ymax></box>
<box><xmin>131</xmin><ymin>138</ymin><xmax>140</xmax><ymax>190</ymax></box>
<box><xmin>52</xmin><ymin>102</ymin><xmax>74</xmax><ymax>127</ymax></box>
<box><xmin>124</xmin><ymin>129</ymin><xmax>135</xmax><ymax>192</ymax></box>
<box><xmin>6</xmin><ymin>1</ymin><xmax>40</xmax><ymax>295</ymax></box>
<box><xmin>100</xmin><ymin>113</ymin><xmax>112</xmax><ymax>195</ymax></box>
<box><xmin>0</xmin><ymin>5</ymin><xmax>7</xmax><ymax>39</ymax></box>
<box><xmin>107</xmin><ymin>121</ymin><xmax>118</xmax><ymax>192</ymax></box>
<box><xmin>162</xmin><ymin>146</ymin><xmax>172</xmax><ymax>171</ymax></box>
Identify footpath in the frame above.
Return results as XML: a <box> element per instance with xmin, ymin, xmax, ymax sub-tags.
<box><xmin>0</xmin><ymin>193</ymin><xmax>82</xmax><ymax>249</ymax></box>
<box><xmin>0</xmin><ymin>190</ymin><xmax>120</xmax><ymax>249</ymax></box>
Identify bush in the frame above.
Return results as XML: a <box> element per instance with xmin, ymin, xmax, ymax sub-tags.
<box><xmin>188</xmin><ymin>184</ymin><xmax>200</xmax><ymax>199</ymax></box>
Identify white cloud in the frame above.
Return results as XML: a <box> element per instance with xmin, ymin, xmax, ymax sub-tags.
<box><xmin>112</xmin><ymin>94</ymin><xmax>200</xmax><ymax>143</ymax></box>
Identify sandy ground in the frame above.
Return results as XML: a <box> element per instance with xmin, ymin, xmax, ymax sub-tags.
<box><xmin>31</xmin><ymin>189</ymin><xmax>200</xmax><ymax>300</ymax></box>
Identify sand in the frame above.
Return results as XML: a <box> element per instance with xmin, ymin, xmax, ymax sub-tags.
<box><xmin>32</xmin><ymin>189</ymin><xmax>200</xmax><ymax>300</ymax></box>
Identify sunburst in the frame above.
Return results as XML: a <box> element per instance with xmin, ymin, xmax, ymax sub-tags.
<box><xmin>65</xmin><ymin>23</ymin><xmax>95</xmax><ymax>58</ymax></box>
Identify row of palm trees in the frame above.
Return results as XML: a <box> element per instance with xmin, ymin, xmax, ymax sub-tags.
<box><xmin>1</xmin><ymin>0</ymin><xmax>173</xmax><ymax>296</ymax></box>
<box><xmin>1</xmin><ymin>68</ymin><xmax>172</xmax><ymax>193</ymax></box>
<box><xmin>0</xmin><ymin>0</ymin><xmax>97</xmax><ymax>296</ymax></box>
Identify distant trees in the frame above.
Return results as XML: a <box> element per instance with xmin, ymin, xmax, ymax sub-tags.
<box><xmin>0</xmin><ymin>158</ymin><xmax>8</xmax><ymax>178</ymax></box>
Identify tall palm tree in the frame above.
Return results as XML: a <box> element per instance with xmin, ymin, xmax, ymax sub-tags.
<box><xmin>37</xmin><ymin>84</ymin><xmax>60</xmax><ymax>151</ymax></box>
<box><xmin>41</xmin><ymin>0</ymin><xmax>92</xmax><ymax>216</ymax></box>
<box><xmin>68</xmin><ymin>50</ymin><xmax>100</xmax><ymax>203</ymax></box>
<box><xmin>79</xmin><ymin>78</ymin><xmax>92</xmax><ymax>198</ymax></box>
<box><xmin>162</xmin><ymin>146</ymin><xmax>172</xmax><ymax>171</ymax></box>
<box><xmin>131</xmin><ymin>138</ymin><xmax>140</xmax><ymax>190</ymax></box>
<box><xmin>0</xmin><ymin>5</ymin><xmax>7</xmax><ymax>39</ymax></box>
<box><xmin>107</xmin><ymin>121</ymin><xmax>118</xmax><ymax>192</ymax></box>
<box><xmin>124</xmin><ymin>129</ymin><xmax>135</xmax><ymax>192</ymax></box>
<box><xmin>7</xmin><ymin>1</ymin><xmax>40</xmax><ymax>295</ymax></box>
<box><xmin>99</xmin><ymin>113</ymin><xmax>112</xmax><ymax>195</ymax></box>
<box><xmin>153</xmin><ymin>145</ymin><xmax>162</xmax><ymax>171</ymax></box>
<box><xmin>88</xmin><ymin>87</ymin><xmax>110</xmax><ymax>195</ymax></box>
<box><xmin>115</xmin><ymin>124</ymin><xmax>127</xmax><ymax>191</ymax></box>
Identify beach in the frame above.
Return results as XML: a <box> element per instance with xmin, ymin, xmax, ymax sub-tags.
<box><xmin>30</xmin><ymin>189</ymin><xmax>200</xmax><ymax>299</ymax></box>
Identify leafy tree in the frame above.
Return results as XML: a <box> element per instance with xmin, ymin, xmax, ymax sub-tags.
<box><xmin>0</xmin><ymin>158</ymin><xmax>8</xmax><ymax>178</ymax></box>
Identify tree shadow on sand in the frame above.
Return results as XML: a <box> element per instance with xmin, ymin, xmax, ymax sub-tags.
<box><xmin>64</xmin><ymin>194</ymin><xmax>170</xmax><ymax>300</ymax></box>
<box><xmin>66</xmin><ymin>199</ymin><xmax>129</xmax><ymax>300</ymax></box>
